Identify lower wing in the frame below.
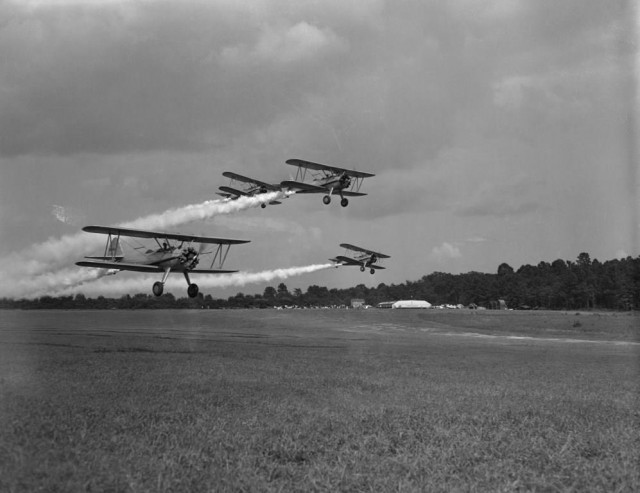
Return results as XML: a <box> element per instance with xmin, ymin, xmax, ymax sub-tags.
<box><xmin>218</xmin><ymin>186</ymin><xmax>247</xmax><ymax>197</ymax></box>
<box><xmin>281</xmin><ymin>181</ymin><xmax>367</xmax><ymax>197</ymax></box>
<box><xmin>76</xmin><ymin>261</ymin><xmax>160</xmax><ymax>273</ymax></box>
<box><xmin>331</xmin><ymin>256</ymin><xmax>385</xmax><ymax>269</ymax></box>
<box><xmin>77</xmin><ymin>261</ymin><xmax>238</xmax><ymax>274</ymax></box>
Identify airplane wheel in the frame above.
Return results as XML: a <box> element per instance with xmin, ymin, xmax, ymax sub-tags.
<box><xmin>323</xmin><ymin>195</ymin><xmax>331</xmax><ymax>205</ymax></box>
<box><xmin>360</xmin><ymin>266</ymin><xmax>365</xmax><ymax>272</ymax></box>
<box><xmin>152</xmin><ymin>282</ymin><xmax>164</xmax><ymax>297</ymax></box>
<box><xmin>340</xmin><ymin>198</ymin><xmax>349</xmax><ymax>207</ymax></box>
<box><xmin>370</xmin><ymin>268</ymin><xmax>375</xmax><ymax>275</ymax></box>
<box><xmin>261</xmin><ymin>203</ymin><xmax>266</xmax><ymax>209</ymax></box>
<box><xmin>187</xmin><ymin>283</ymin><xmax>199</xmax><ymax>298</ymax></box>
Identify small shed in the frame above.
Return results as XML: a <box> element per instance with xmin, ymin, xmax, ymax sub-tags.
<box><xmin>351</xmin><ymin>299</ymin><xmax>366</xmax><ymax>309</ymax></box>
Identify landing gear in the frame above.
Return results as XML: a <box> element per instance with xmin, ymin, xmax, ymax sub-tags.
<box><xmin>323</xmin><ymin>195</ymin><xmax>331</xmax><ymax>205</ymax></box>
<box><xmin>340</xmin><ymin>197</ymin><xmax>349</xmax><ymax>207</ymax></box>
<box><xmin>187</xmin><ymin>283</ymin><xmax>199</xmax><ymax>298</ymax></box>
<box><xmin>152</xmin><ymin>281</ymin><xmax>164</xmax><ymax>297</ymax></box>
<box><xmin>370</xmin><ymin>268</ymin><xmax>375</xmax><ymax>275</ymax></box>
<box><xmin>360</xmin><ymin>265</ymin><xmax>365</xmax><ymax>272</ymax></box>
<box><xmin>261</xmin><ymin>203</ymin><xmax>267</xmax><ymax>209</ymax></box>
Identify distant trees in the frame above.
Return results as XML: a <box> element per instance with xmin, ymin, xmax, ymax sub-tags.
<box><xmin>1</xmin><ymin>253</ymin><xmax>638</xmax><ymax>310</ymax></box>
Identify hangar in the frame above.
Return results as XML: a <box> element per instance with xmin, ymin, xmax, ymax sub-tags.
<box><xmin>392</xmin><ymin>300</ymin><xmax>432</xmax><ymax>309</ymax></box>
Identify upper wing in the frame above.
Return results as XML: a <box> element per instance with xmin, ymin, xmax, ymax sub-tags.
<box><xmin>222</xmin><ymin>172</ymin><xmax>280</xmax><ymax>191</ymax></box>
<box><xmin>339</xmin><ymin>243</ymin><xmax>390</xmax><ymax>258</ymax></box>
<box><xmin>82</xmin><ymin>226</ymin><xmax>250</xmax><ymax>245</ymax></box>
<box><xmin>286</xmin><ymin>159</ymin><xmax>375</xmax><ymax>179</ymax></box>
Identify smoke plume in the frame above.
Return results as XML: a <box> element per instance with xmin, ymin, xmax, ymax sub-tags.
<box><xmin>0</xmin><ymin>191</ymin><xmax>293</xmax><ymax>299</ymax></box>
<box><xmin>51</xmin><ymin>263</ymin><xmax>336</xmax><ymax>298</ymax></box>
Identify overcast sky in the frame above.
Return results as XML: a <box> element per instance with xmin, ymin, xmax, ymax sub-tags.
<box><xmin>0</xmin><ymin>0</ymin><xmax>638</xmax><ymax>299</ymax></box>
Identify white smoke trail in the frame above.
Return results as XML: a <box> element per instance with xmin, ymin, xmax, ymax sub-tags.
<box><xmin>0</xmin><ymin>191</ymin><xmax>293</xmax><ymax>298</ymax></box>
<box><xmin>121</xmin><ymin>191</ymin><xmax>291</xmax><ymax>230</ymax></box>
<box><xmin>15</xmin><ymin>267</ymin><xmax>114</xmax><ymax>299</ymax></box>
<box><xmin>52</xmin><ymin>263</ymin><xmax>336</xmax><ymax>298</ymax></box>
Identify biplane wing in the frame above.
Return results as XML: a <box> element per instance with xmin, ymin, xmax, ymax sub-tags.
<box><xmin>286</xmin><ymin>159</ymin><xmax>375</xmax><ymax>178</ymax></box>
<box><xmin>76</xmin><ymin>260</ymin><xmax>238</xmax><ymax>274</ymax></box>
<box><xmin>218</xmin><ymin>185</ymin><xmax>249</xmax><ymax>198</ymax></box>
<box><xmin>222</xmin><ymin>172</ymin><xmax>281</xmax><ymax>191</ymax></box>
<box><xmin>331</xmin><ymin>256</ymin><xmax>386</xmax><ymax>269</ymax></box>
<box><xmin>82</xmin><ymin>226</ymin><xmax>249</xmax><ymax>245</ymax></box>
<box><xmin>340</xmin><ymin>243</ymin><xmax>390</xmax><ymax>258</ymax></box>
<box><xmin>281</xmin><ymin>180</ymin><xmax>366</xmax><ymax>197</ymax></box>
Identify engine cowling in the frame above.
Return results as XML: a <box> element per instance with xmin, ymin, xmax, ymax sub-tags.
<box><xmin>179</xmin><ymin>246</ymin><xmax>200</xmax><ymax>269</ymax></box>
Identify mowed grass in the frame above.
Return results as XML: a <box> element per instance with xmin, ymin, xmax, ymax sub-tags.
<box><xmin>0</xmin><ymin>309</ymin><xmax>638</xmax><ymax>492</ymax></box>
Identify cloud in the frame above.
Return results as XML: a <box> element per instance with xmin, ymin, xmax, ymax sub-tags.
<box><xmin>430</xmin><ymin>242</ymin><xmax>462</xmax><ymax>262</ymax></box>
<box><xmin>221</xmin><ymin>22</ymin><xmax>346</xmax><ymax>66</ymax></box>
<box><xmin>51</xmin><ymin>204</ymin><xmax>86</xmax><ymax>226</ymax></box>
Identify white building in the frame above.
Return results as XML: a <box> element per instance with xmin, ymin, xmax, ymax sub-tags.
<box><xmin>392</xmin><ymin>300</ymin><xmax>432</xmax><ymax>309</ymax></box>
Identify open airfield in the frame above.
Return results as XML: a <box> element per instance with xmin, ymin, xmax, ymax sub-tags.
<box><xmin>1</xmin><ymin>309</ymin><xmax>638</xmax><ymax>492</ymax></box>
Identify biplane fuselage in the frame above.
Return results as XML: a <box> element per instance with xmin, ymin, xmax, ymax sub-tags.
<box><xmin>121</xmin><ymin>244</ymin><xmax>201</xmax><ymax>272</ymax></box>
<box><xmin>311</xmin><ymin>173</ymin><xmax>352</xmax><ymax>193</ymax></box>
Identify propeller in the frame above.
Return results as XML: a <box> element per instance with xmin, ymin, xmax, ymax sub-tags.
<box><xmin>177</xmin><ymin>242</ymin><xmax>204</xmax><ymax>269</ymax></box>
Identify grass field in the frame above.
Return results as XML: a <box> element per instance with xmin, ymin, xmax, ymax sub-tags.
<box><xmin>1</xmin><ymin>309</ymin><xmax>638</xmax><ymax>492</ymax></box>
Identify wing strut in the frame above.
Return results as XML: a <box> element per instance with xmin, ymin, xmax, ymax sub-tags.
<box><xmin>102</xmin><ymin>232</ymin><xmax>122</xmax><ymax>260</ymax></box>
<box><xmin>209</xmin><ymin>243</ymin><xmax>233</xmax><ymax>270</ymax></box>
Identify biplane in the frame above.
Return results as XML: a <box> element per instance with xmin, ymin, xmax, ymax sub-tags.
<box><xmin>281</xmin><ymin>159</ymin><xmax>375</xmax><ymax>207</ymax></box>
<box><xmin>330</xmin><ymin>243</ymin><xmax>390</xmax><ymax>274</ymax></box>
<box><xmin>218</xmin><ymin>172</ymin><xmax>284</xmax><ymax>208</ymax></box>
<box><xmin>76</xmin><ymin>226</ymin><xmax>249</xmax><ymax>298</ymax></box>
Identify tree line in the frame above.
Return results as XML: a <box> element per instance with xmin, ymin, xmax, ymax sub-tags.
<box><xmin>1</xmin><ymin>253</ymin><xmax>638</xmax><ymax>310</ymax></box>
